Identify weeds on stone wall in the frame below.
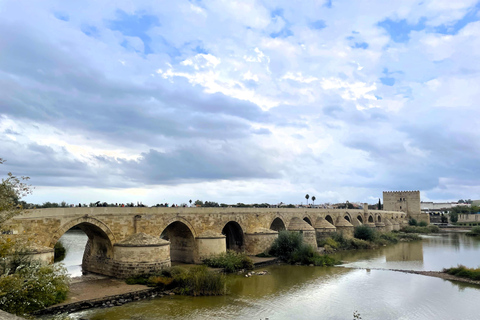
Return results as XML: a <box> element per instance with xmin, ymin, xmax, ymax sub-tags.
<box><xmin>443</xmin><ymin>265</ymin><xmax>480</xmax><ymax>281</ymax></box>
<box><xmin>125</xmin><ymin>266</ymin><xmax>226</xmax><ymax>296</ymax></box>
<box><xmin>203</xmin><ymin>250</ymin><xmax>254</xmax><ymax>273</ymax></box>
<box><xmin>268</xmin><ymin>231</ymin><xmax>340</xmax><ymax>266</ymax></box>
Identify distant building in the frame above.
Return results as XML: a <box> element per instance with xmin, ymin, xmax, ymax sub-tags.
<box><xmin>383</xmin><ymin>190</ymin><xmax>429</xmax><ymax>223</ymax></box>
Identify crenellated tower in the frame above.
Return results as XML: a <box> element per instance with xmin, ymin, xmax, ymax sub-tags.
<box><xmin>383</xmin><ymin>190</ymin><xmax>429</xmax><ymax>223</ymax></box>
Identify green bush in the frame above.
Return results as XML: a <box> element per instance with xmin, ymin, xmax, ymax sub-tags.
<box><xmin>269</xmin><ymin>231</ymin><xmax>304</xmax><ymax>261</ymax></box>
<box><xmin>203</xmin><ymin>250</ymin><xmax>253</xmax><ymax>273</ymax></box>
<box><xmin>0</xmin><ymin>261</ymin><xmax>69</xmax><ymax>315</ymax></box>
<box><xmin>408</xmin><ymin>218</ymin><xmax>418</xmax><ymax>226</ymax></box>
<box><xmin>418</xmin><ymin>221</ymin><xmax>428</xmax><ymax>227</ymax></box>
<box><xmin>444</xmin><ymin>265</ymin><xmax>480</xmax><ymax>281</ymax></box>
<box><xmin>354</xmin><ymin>225</ymin><xmax>377</xmax><ymax>241</ymax></box>
<box><xmin>397</xmin><ymin>233</ymin><xmax>421</xmax><ymax>241</ymax></box>
<box><xmin>427</xmin><ymin>225</ymin><xmax>439</xmax><ymax>233</ymax></box>
<box><xmin>349</xmin><ymin>238</ymin><xmax>374</xmax><ymax>249</ymax></box>
<box><xmin>378</xmin><ymin>232</ymin><xmax>399</xmax><ymax>244</ymax></box>
<box><xmin>466</xmin><ymin>226</ymin><xmax>480</xmax><ymax>236</ymax></box>
<box><xmin>54</xmin><ymin>241</ymin><xmax>66</xmax><ymax>262</ymax></box>
<box><xmin>269</xmin><ymin>231</ymin><xmax>340</xmax><ymax>266</ymax></box>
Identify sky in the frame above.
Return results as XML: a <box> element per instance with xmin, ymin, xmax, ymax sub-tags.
<box><xmin>1</xmin><ymin>0</ymin><xmax>480</xmax><ymax>206</ymax></box>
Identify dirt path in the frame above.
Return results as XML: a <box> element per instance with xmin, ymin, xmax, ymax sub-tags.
<box><xmin>57</xmin><ymin>275</ymin><xmax>150</xmax><ymax>306</ymax></box>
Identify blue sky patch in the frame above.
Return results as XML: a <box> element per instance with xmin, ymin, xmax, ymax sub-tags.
<box><xmin>309</xmin><ymin>20</ymin><xmax>326</xmax><ymax>30</ymax></box>
<box><xmin>378</xmin><ymin>17</ymin><xmax>426</xmax><ymax>43</ymax></box>
<box><xmin>54</xmin><ymin>12</ymin><xmax>69</xmax><ymax>21</ymax></box>
<box><xmin>108</xmin><ymin>10</ymin><xmax>160</xmax><ymax>54</ymax></box>
<box><xmin>352</xmin><ymin>42</ymin><xmax>368</xmax><ymax>49</ymax></box>
<box><xmin>380</xmin><ymin>77</ymin><xmax>395</xmax><ymax>86</ymax></box>
<box><xmin>434</xmin><ymin>3</ymin><xmax>480</xmax><ymax>35</ymax></box>
<box><xmin>270</xmin><ymin>27</ymin><xmax>293</xmax><ymax>38</ymax></box>
<box><xmin>82</xmin><ymin>25</ymin><xmax>99</xmax><ymax>38</ymax></box>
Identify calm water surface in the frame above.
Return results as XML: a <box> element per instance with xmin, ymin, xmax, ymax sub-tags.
<box><xmin>57</xmin><ymin>231</ymin><xmax>480</xmax><ymax>320</ymax></box>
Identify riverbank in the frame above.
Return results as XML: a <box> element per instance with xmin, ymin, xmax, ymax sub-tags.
<box><xmin>342</xmin><ymin>267</ymin><xmax>480</xmax><ymax>286</ymax></box>
<box><xmin>34</xmin><ymin>256</ymin><xmax>279</xmax><ymax>316</ymax></box>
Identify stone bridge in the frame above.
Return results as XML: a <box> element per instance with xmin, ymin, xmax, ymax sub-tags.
<box><xmin>4</xmin><ymin>206</ymin><xmax>406</xmax><ymax>278</ymax></box>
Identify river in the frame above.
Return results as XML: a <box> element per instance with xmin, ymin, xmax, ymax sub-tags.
<box><xmin>55</xmin><ymin>230</ymin><xmax>480</xmax><ymax>320</ymax></box>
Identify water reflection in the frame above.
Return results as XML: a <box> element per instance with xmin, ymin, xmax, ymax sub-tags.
<box><xmin>54</xmin><ymin>229</ymin><xmax>89</xmax><ymax>277</ymax></box>
<box><xmin>55</xmin><ymin>232</ymin><xmax>480</xmax><ymax>320</ymax></box>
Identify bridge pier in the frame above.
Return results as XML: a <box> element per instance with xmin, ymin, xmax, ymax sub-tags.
<box><xmin>244</xmin><ymin>228</ymin><xmax>278</xmax><ymax>255</ymax></box>
<box><xmin>287</xmin><ymin>218</ymin><xmax>317</xmax><ymax>248</ymax></box>
<box><xmin>335</xmin><ymin>217</ymin><xmax>354</xmax><ymax>238</ymax></box>
<box><xmin>195</xmin><ymin>232</ymin><xmax>226</xmax><ymax>263</ymax></box>
<box><xmin>314</xmin><ymin>218</ymin><xmax>336</xmax><ymax>240</ymax></box>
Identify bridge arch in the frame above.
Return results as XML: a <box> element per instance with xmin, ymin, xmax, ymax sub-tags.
<box><xmin>356</xmin><ymin>214</ymin><xmax>363</xmax><ymax>224</ymax></box>
<box><xmin>270</xmin><ymin>217</ymin><xmax>286</xmax><ymax>231</ymax></box>
<box><xmin>51</xmin><ymin>216</ymin><xmax>116</xmax><ymax>274</ymax></box>
<box><xmin>368</xmin><ymin>215</ymin><xmax>374</xmax><ymax>223</ymax></box>
<box><xmin>222</xmin><ymin>221</ymin><xmax>245</xmax><ymax>252</ymax></box>
<box><xmin>376</xmin><ymin>214</ymin><xmax>382</xmax><ymax>223</ymax></box>
<box><xmin>344</xmin><ymin>212</ymin><xmax>352</xmax><ymax>223</ymax></box>
<box><xmin>50</xmin><ymin>216</ymin><xmax>116</xmax><ymax>248</ymax></box>
<box><xmin>160</xmin><ymin>220</ymin><xmax>196</xmax><ymax>263</ymax></box>
<box><xmin>303</xmin><ymin>216</ymin><xmax>313</xmax><ymax>226</ymax></box>
<box><xmin>325</xmin><ymin>215</ymin><xmax>334</xmax><ymax>225</ymax></box>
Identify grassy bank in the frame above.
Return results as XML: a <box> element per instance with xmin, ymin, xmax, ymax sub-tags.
<box><xmin>401</xmin><ymin>225</ymin><xmax>439</xmax><ymax>234</ymax></box>
<box><xmin>126</xmin><ymin>265</ymin><xmax>226</xmax><ymax>296</ymax></box>
<box><xmin>466</xmin><ymin>226</ymin><xmax>480</xmax><ymax>236</ymax></box>
<box><xmin>268</xmin><ymin>231</ymin><xmax>340</xmax><ymax>266</ymax></box>
<box><xmin>203</xmin><ymin>250</ymin><xmax>253</xmax><ymax>273</ymax></box>
<box><xmin>318</xmin><ymin>226</ymin><xmax>421</xmax><ymax>253</ymax></box>
<box><xmin>443</xmin><ymin>265</ymin><xmax>480</xmax><ymax>281</ymax></box>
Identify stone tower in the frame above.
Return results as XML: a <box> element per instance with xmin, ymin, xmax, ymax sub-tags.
<box><xmin>383</xmin><ymin>190</ymin><xmax>429</xmax><ymax>223</ymax></box>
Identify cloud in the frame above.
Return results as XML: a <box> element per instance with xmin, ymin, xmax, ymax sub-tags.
<box><xmin>1</xmin><ymin>0</ymin><xmax>480</xmax><ymax>205</ymax></box>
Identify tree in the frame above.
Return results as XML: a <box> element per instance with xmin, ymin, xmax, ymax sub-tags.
<box><xmin>189</xmin><ymin>199</ymin><xmax>192</xmax><ymax>206</ymax></box>
<box><xmin>194</xmin><ymin>200</ymin><xmax>203</xmax><ymax>207</ymax></box>
<box><xmin>378</xmin><ymin>198</ymin><xmax>382</xmax><ymax>210</ymax></box>
<box><xmin>305</xmin><ymin>194</ymin><xmax>309</xmax><ymax>205</ymax></box>
<box><xmin>0</xmin><ymin>159</ymin><xmax>32</xmax><ymax>227</ymax></box>
<box><xmin>311</xmin><ymin>196</ymin><xmax>316</xmax><ymax>207</ymax></box>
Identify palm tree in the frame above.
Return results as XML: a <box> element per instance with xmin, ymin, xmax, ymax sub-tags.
<box><xmin>312</xmin><ymin>196</ymin><xmax>316</xmax><ymax>207</ymax></box>
<box><xmin>305</xmin><ymin>194</ymin><xmax>309</xmax><ymax>206</ymax></box>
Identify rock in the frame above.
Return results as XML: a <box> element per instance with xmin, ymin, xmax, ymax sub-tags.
<box><xmin>309</xmin><ymin>264</ymin><xmax>314</xmax><ymax>267</ymax></box>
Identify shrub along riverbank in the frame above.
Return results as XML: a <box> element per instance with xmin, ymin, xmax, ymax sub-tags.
<box><xmin>203</xmin><ymin>250</ymin><xmax>254</xmax><ymax>273</ymax></box>
<box><xmin>126</xmin><ymin>265</ymin><xmax>226</xmax><ymax>296</ymax></box>
<box><xmin>267</xmin><ymin>231</ymin><xmax>340</xmax><ymax>266</ymax></box>
<box><xmin>318</xmin><ymin>226</ymin><xmax>423</xmax><ymax>253</ymax></box>
<box><xmin>443</xmin><ymin>265</ymin><xmax>480</xmax><ymax>281</ymax></box>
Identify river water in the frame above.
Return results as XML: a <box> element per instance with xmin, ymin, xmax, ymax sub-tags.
<box><xmin>56</xmin><ymin>231</ymin><xmax>480</xmax><ymax>320</ymax></box>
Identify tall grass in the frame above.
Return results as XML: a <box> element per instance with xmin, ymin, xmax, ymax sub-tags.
<box><xmin>125</xmin><ymin>266</ymin><xmax>226</xmax><ymax>296</ymax></box>
<box><xmin>466</xmin><ymin>226</ymin><xmax>480</xmax><ymax>236</ymax></box>
<box><xmin>203</xmin><ymin>250</ymin><xmax>253</xmax><ymax>273</ymax></box>
<box><xmin>443</xmin><ymin>265</ymin><xmax>480</xmax><ymax>281</ymax></box>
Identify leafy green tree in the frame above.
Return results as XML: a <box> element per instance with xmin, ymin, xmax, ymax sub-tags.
<box><xmin>311</xmin><ymin>196</ymin><xmax>316</xmax><ymax>206</ymax></box>
<box><xmin>0</xmin><ymin>159</ymin><xmax>32</xmax><ymax>227</ymax></box>
<box><xmin>378</xmin><ymin>198</ymin><xmax>382</xmax><ymax>210</ymax></box>
<box><xmin>449</xmin><ymin>211</ymin><xmax>459</xmax><ymax>223</ymax></box>
<box><xmin>189</xmin><ymin>199</ymin><xmax>192</xmax><ymax>206</ymax></box>
<box><xmin>194</xmin><ymin>200</ymin><xmax>203</xmax><ymax>207</ymax></box>
<box><xmin>305</xmin><ymin>194</ymin><xmax>309</xmax><ymax>205</ymax></box>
